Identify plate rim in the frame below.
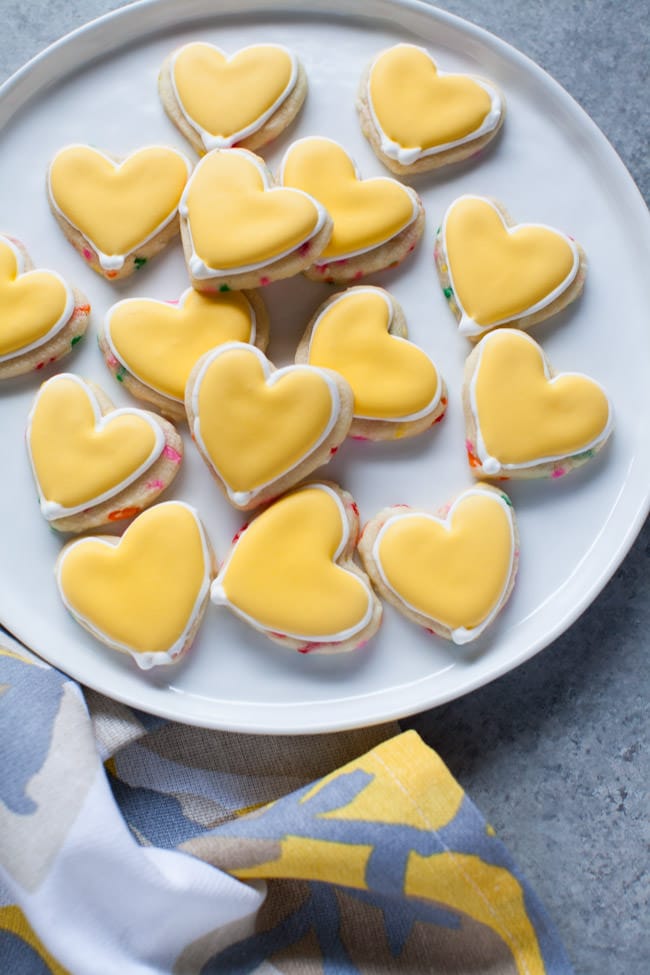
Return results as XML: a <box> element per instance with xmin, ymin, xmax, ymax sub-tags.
<box><xmin>1</xmin><ymin>0</ymin><xmax>649</xmax><ymax>733</ymax></box>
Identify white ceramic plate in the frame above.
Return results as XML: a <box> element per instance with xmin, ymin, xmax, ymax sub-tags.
<box><xmin>1</xmin><ymin>0</ymin><xmax>649</xmax><ymax>733</ymax></box>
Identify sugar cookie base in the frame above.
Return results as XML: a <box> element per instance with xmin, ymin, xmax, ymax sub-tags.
<box><xmin>304</xmin><ymin>200</ymin><xmax>425</xmax><ymax>284</ymax></box>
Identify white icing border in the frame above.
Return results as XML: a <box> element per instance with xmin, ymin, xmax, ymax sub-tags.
<box><xmin>171</xmin><ymin>42</ymin><xmax>298</xmax><ymax>151</ymax></box>
<box><xmin>104</xmin><ymin>287</ymin><xmax>257</xmax><ymax>403</ymax></box>
<box><xmin>47</xmin><ymin>144</ymin><xmax>193</xmax><ymax>271</ymax></box>
<box><xmin>307</xmin><ymin>286</ymin><xmax>442</xmax><ymax>422</ymax></box>
<box><xmin>190</xmin><ymin>342</ymin><xmax>341</xmax><ymax>506</ymax></box>
<box><xmin>279</xmin><ymin>136</ymin><xmax>419</xmax><ymax>265</ymax></box>
<box><xmin>367</xmin><ymin>44</ymin><xmax>503</xmax><ymax>166</ymax></box>
<box><xmin>56</xmin><ymin>500</ymin><xmax>212</xmax><ymax>669</ymax></box>
<box><xmin>469</xmin><ymin>329</ymin><xmax>614</xmax><ymax>474</ymax></box>
<box><xmin>26</xmin><ymin>372</ymin><xmax>166</xmax><ymax>520</ymax></box>
<box><xmin>373</xmin><ymin>487</ymin><xmax>516</xmax><ymax>645</ymax></box>
<box><xmin>179</xmin><ymin>147</ymin><xmax>328</xmax><ymax>279</ymax></box>
<box><xmin>0</xmin><ymin>235</ymin><xmax>75</xmax><ymax>362</ymax></box>
<box><xmin>211</xmin><ymin>483</ymin><xmax>374</xmax><ymax>642</ymax></box>
<box><xmin>442</xmin><ymin>194</ymin><xmax>580</xmax><ymax>337</ymax></box>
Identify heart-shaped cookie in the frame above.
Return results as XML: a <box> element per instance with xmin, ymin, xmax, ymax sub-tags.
<box><xmin>57</xmin><ymin>501</ymin><xmax>213</xmax><ymax>667</ymax></box>
<box><xmin>48</xmin><ymin>145</ymin><xmax>191</xmax><ymax>278</ymax></box>
<box><xmin>27</xmin><ymin>373</ymin><xmax>182</xmax><ymax>531</ymax></box>
<box><xmin>359</xmin><ymin>485</ymin><xmax>518</xmax><ymax>644</ymax></box>
<box><xmin>212</xmin><ymin>482</ymin><xmax>381</xmax><ymax>652</ymax></box>
<box><xmin>464</xmin><ymin>329</ymin><xmax>613</xmax><ymax>478</ymax></box>
<box><xmin>281</xmin><ymin>137</ymin><xmax>422</xmax><ymax>281</ymax></box>
<box><xmin>102</xmin><ymin>287</ymin><xmax>267</xmax><ymax>420</ymax></box>
<box><xmin>436</xmin><ymin>196</ymin><xmax>583</xmax><ymax>338</ymax></box>
<box><xmin>162</xmin><ymin>42</ymin><xmax>303</xmax><ymax>154</ymax></box>
<box><xmin>180</xmin><ymin>148</ymin><xmax>330</xmax><ymax>290</ymax></box>
<box><xmin>298</xmin><ymin>286</ymin><xmax>446</xmax><ymax>440</ymax></box>
<box><xmin>361</xmin><ymin>44</ymin><xmax>504</xmax><ymax>173</ymax></box>
<box><xmin>186</xmin><ymin>343</ymin><xmax>352</xmax><ymax>509</ymax></box>
<box><xmin>0</xmin><ymin>235</ymin><xmax>73</xmax><ymax>362</ymax></box>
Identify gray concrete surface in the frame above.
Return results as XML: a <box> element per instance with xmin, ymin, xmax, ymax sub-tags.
<box><xmin>1</xmin><ymin>2</ymin><xmax>648</xmax><ymax>973</ymax></box>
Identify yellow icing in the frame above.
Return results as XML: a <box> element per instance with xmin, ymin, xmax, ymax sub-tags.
<box><xmin>58</xmin><ymin>503</ymin><xmax>208</xmax><ymax>654</ymax></box>
<box><xmin>369</xmin><ymin>44</ymin><xmax>494</xmax><ymax>149</ymax></box>
<box><xmin>377</xmin><ymin>491</ymin><xmax>513</xmax><ymax>631</ymax></box>
<box><xmin>473</xmin><ymin>330</ymin><xmax>611</xmax><ymax>465</ymax></box>
<box><xmin>107</xmin><ymin>290</ymin><xmax>254</xmax><ymax>401</ymax></box>
<box><xmin>282</xmin><ymin>138</ymin><xmax>416</xmax><ymax>260</ymax></box>
<box><xmin>29</xmin><ymin>375</ymin><xmax>160</xmax><ymax>510</ymax></box>
<box><xmin>218</xmin><ymin>486</ymin><xmax>370</xmax><ymax>637</ymax></box>
<box><xmin>49</xmin><ymin>146</ymin><xmax>189</xmax><ymax>259</ymax></box>
<box><xmin>308</xmin><ymin>289</ymin><xmax>439</xmax><ymax>419</ymax></box>
<box><xmin>193</xmin><ymin>346</ymin><xmax>335</xmax><ymax>496</ymax></box>
<box><xmin>173</xmin><ymin>43</ymin><xmax>294</xmax><ymax>142</ymax></box>
<box><xmin>0</xmin><ymin>238</ymin><xmax>71</xmax><ymax>357</ymax></box>
<box><xmin>444</xmin><ymin>197</ymin><xmax>577</xmax><ymax>327</ymax></box>
<box><xmin>183</xmin><ymin>150</ymin><xmax>321</xmax><ymax>270</ymax></box>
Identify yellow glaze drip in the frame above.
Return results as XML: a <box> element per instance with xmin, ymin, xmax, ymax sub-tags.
<box><xmin>220</xmin><ymin>486</ymin><xmax>370</xmax><ymax>637</ymax></box>
<box><xmin>369</xmin><ymin>45</ymin><xmax>494</xmax><ymax>149</ymax></box>
<box><xmin>445</xmin><ymin>197</ymin><xmax>577</xmax><ymax>327</ymax></box>
<box><xmin>49</xmin><ymin>146</ymin><xmax>189</xmax><ymax>258</ymax></box>
<box><xmin>194</xmin><ymin>347</ymin><xmax>334</xmax><ymax>494</ymax></box>
<box><xmin>308</xmin><ymin>289</ymin><xmax>439</xmax><ymax>419</ymax></box>
<box><xmin>108</xmin><ymin>290</ymin><xmax>254</xmax><ymax>401</ymax></box>
<box><xmin>29</xmin><ymin>376</ymin><xmax>159</xmax><ymax>509</ymax></box>
<box><xmin>378</xmin><ymin>491</ymin><xmax>513</xmax><ymax>631</ymax></box>
<box><xmin>0</xmin><ymin>239</ymin><xmax>70</xmax><ymax>356</ymax></box>
<box><xmin>184</xmin><ymin>150</ymin><xmax>320</xmax><ymax>270</ymax></box>
<box><xmin>173</xmin><ymin>43</ymin><xmax>294</xmax><ymax>141</ymax></box>
<box><xmin>58</xmin><ymin>504</ymin><xmax>208</xmax><ymax>654</ymax></box>
<box><xmin>282</xmin><ymin>138</ymin><xmax>415</xmax><ymax>260</ymax></box>
<box><xmin>473</xmin><ymin>330</ymin><xmax>611</xmax><ymax>465</ymax></box>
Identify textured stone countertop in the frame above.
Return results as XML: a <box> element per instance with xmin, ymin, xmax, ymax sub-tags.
<box><xmin>2</xmin><ymin>2</ymin><xmax>648</xmax><ymax>972</ymax></box>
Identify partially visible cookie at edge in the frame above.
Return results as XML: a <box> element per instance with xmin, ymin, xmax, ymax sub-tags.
<box><xmin>0</xmin><ymin>234</ymin><xmax>89</xmax><ymax>380</ymax></box>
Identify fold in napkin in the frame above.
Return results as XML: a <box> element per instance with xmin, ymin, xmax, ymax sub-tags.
<box><xmin>0</xmin><ymin>635</ymin><xmax>573</xmax><ymax>974</ymax></box>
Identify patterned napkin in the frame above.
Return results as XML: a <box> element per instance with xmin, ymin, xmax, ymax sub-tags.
<box><xmin>0</xmin><ymin>632</ymin><xmax>573</xmax><ymax>974</ymax></box>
